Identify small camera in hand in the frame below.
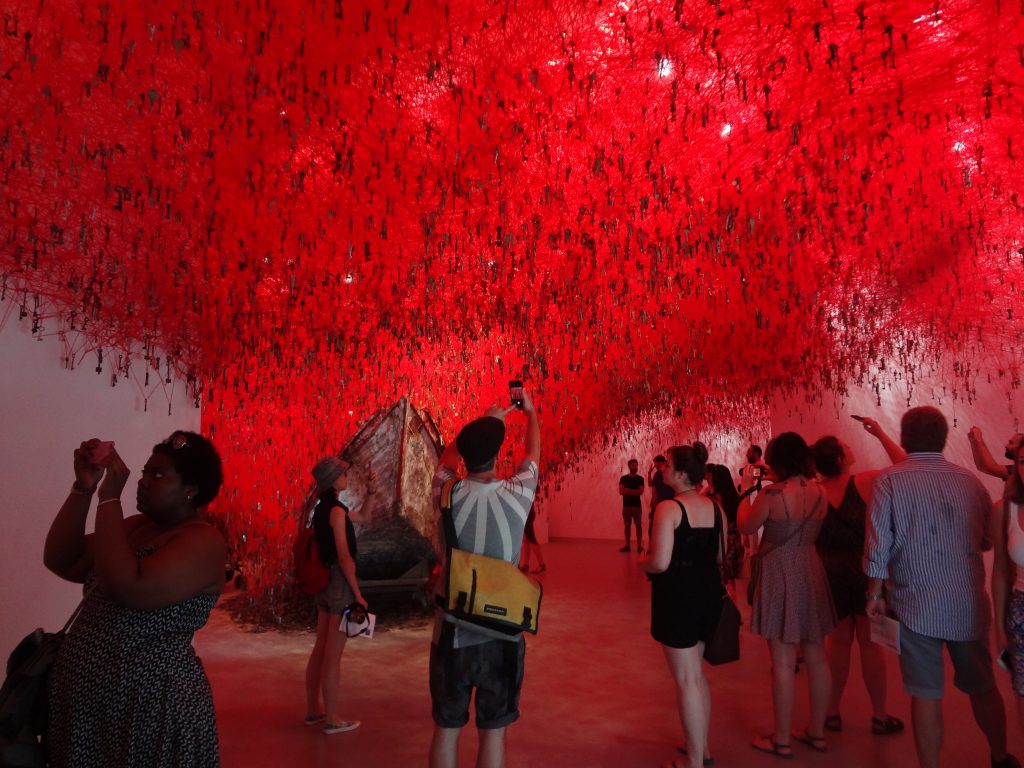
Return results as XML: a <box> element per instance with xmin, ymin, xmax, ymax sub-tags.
<box><xmin>344</xmin><ymin>603</ymin><xmax>367</xmax><ymax>625</ymax></box>
<box><xmin>341</xmin><ymin>602</ymin><xmax>375</xmax><ymax>639</ymax></box>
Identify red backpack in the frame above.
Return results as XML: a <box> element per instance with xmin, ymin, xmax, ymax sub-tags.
<box><xmin>293</xmin><ymin>523</ymin><xmax>330</xmax><ymax>595</ymax></box>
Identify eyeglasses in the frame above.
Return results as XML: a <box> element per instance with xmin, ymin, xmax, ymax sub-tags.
<box><xmin>164</xmin><ymin>433</ymin><xmax>189</xmax><ymax>450</ymax></box>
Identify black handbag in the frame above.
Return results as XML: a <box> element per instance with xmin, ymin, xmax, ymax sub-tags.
<box><xmin>704</xmin><ymin>513</ymin><xmax>741</xmax><ymax>665</ymax></box>
<box><xmin>0</xmin><ymin>590</ymin><xmax>91</xmax><ymax>768</ymax></box>
<box><xmin>746</xmin><ymin>552</ymin><xmax>762</xmax><ymax>606</ymax></box>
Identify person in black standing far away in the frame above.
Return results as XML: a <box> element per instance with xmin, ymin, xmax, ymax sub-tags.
<box><xmin>619</xmin><ymin>458</ymin><xmax>645</xmax><ymax>552</ymax></box>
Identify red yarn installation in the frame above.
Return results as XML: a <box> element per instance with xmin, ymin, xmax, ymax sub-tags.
<box><xmin>3</xmin><ymin>1</ymin><xmax>1023</xmax><ymax>596</ymax></box>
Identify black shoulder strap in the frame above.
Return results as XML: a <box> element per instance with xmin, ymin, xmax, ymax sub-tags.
<box><xmin>715</xmin><ymin>502</ymin><xmax>726</xmax><ymax>561</ymax></box>
<box><xmin>436</xmin><ymin>479</ymin><xmax>461</xmax><ymax>639</ymax></box>
<box><xmin>439</xmin><ymin>479</ymin><xmax>459</xmax><ymax>553</ymax></box>
<box><xmin>61</xmin><ymin>583</ymin><xmax>97</xmax><ymax>634</ymax></box>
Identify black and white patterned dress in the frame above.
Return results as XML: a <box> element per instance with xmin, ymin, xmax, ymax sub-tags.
<box><xmin>47</xmin><ymin>547</ymin><xmax>219</xmax><ymax>768</ymax></box>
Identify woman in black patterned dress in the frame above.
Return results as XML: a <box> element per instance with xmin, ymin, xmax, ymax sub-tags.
<box><xmin>44</xmin><ymin>432</ymin><xmax>226</xmax><ymax>768</ymax></box>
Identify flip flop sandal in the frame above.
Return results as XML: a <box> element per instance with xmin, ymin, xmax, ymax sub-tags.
<box><xmin>676</xmin><ymin>745</ymin><xmax>716</xmax><ymax>766</ymax></box>
<box><xmin>824</xmin><ymin>714</ymin><xmax>842</xmax><ymax>732</ymax></box>
<box><xmin>871</xmin><ymin>714</ymin><xmax>905</xmax><ymax>735</ymax></box>
<box><xmin>751</xmin><ymin>735</ymin><xmax>794</xmax><ymax>760</ymax></box>
<box><xmin>793</xmin><ymin>730</ymin><xmax>827</xmax><ymax>752</ymax></box>
<box><xmin>304</xmin><ymin>713</ymin><xmax>325</xmax><ymax>726</ymax></box>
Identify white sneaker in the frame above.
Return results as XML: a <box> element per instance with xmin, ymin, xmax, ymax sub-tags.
<box><xmin>324</xmin><ymin>720</ymin><xmax>360</xmax><ymax>734</ymax></box>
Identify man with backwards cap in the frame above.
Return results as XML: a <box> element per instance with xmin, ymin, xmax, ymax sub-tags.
<box><xmin>428</xmin><ymin>388</ymin><xmax>540</xmax><ymax>768</ymax></box>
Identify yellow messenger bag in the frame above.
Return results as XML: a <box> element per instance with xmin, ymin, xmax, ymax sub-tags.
<box><xmin>437</xmin><ymin>480</ymin><xmax>542</xmax><ymax>639</ymax></box>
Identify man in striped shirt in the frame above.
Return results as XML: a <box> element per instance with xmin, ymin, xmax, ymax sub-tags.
<box><xmin>429</xmin><ymin>392</ymin><xmax>540</xmax><ymax>768</ymax></box>
<box><xmin>865</xmin><ymin>406</ymin><xmax>1018</xmax><ymax>768</ymax></box>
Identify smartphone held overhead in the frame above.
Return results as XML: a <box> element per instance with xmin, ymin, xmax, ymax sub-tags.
<box><xmin>509</xmin><ymin>380</ymin><xmax>524</xmax><ymax>409</ymax></box>
<box><xmin>91</xmin><ymin>441</ymin><xmax>114</xmax><ymax>465</ymax></box>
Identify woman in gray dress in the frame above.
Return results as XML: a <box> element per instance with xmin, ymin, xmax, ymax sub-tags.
<box><xmin>738</xmin><ymin>432</ymin><xmax>836</xmax><ymax>758</ymax></box>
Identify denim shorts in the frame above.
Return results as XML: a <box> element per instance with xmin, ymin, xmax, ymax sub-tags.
<box><xmin>898</xmin><ymin>623</ymin><xmax>996</xmax><ymax>700</ymax></box>
<box><xmin>429</xmin><ymin>632</ymin><xmax>526</xmax><ymax>729</ymax></box>
<box><xmin>314</xmin><ymin>565</ymin><xmax>355</xmax><ymax>615</ymax></box>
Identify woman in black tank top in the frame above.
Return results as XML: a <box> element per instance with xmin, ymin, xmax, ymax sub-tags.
<box><xmin>639</xmin><ymin>442</ymin><xmax>725</xmax><ymax>768</ymax></box>
<box><xmin>304</xmin><ymin>456</ymin><xmax>373</xmax><ymax>735</ymax></box>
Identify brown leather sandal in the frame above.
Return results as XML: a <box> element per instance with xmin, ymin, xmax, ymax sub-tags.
<box><xmin>871</xmin><ymin>714</ymin><xmax>905</xmax><ymax>735</ymax></box>
<box><xmin>751</xmin><ymin>735</ymin><xmax>793</xmax><ymax>759</ymax></box>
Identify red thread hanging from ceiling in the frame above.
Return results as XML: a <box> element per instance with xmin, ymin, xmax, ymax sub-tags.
<box><xmin>2</xmin><ymin>0</ymin><xmax>1023</xmax><ymax>598</ymax></box>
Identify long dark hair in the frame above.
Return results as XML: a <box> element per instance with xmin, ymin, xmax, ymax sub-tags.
<box><xmin>1008</xmin><ymin>444</ymin><xmax>1024</xmax><ymax>505</ymax></box>
<box><xmin>708</xmin><ymin>463</ymin><xmax>740</xmax><ymax>523</ymax></box>
<box><xmin>766</xmin><ymin>432</ymin><xmax>815</xmax><ymax>481</ymax></box>
<box><xmin>811</xmin><ymin>436</ymin><xmax>845</xmax><ymax>478</ymax></box>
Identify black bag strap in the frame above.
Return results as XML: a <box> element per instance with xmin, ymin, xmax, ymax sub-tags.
<box><xmin>437</xmin><ymin>480</ymin><xmax>463</xmax><ymax>649</ymax></box>
<box><xmin>759</xmin><ymin>482</ymin><xmax>819</xmax><ymax>558</ymax></box>
<box><xmin>715</xmin><ymin>502</ymin><xmax>726</xmax><ymax>565</ymax></box>
<box><xmin>439</xmin><ymin>478</ymin><xmax>460</xmax><ymax>554</ymax></box>
<box><xmin>436</xmin><ymin>479</ymin><xmax>458</xmax><ymax>608</ymax></box>
<box><xmin>59</xmin><ymin>583</ymin><xmax>97</xmax><ymax>635</ymax></box>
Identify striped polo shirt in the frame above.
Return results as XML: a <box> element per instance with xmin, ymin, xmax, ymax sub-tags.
<box><xmin>432</xmin><ymin>459</ymin><xmax>539</xmax><ymax>648</ymax></box>
<box><xmin>864</xmin><ymin>452</ymin><xmax>993</xmax><ymax>641</ymax></box>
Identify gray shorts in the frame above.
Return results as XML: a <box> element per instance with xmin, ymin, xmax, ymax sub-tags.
<box><xmin>430</xmin><ymin>632</ymin><xmax>526</xmax><ymax>730</ymax></box>
<box><xmin>898</xmin><ymin>624</ymin><xmax>996</xmax><ymax>700</ymax></box>
<box><xmin>315</xmin><ymin>565</ymin><xmax>356</xmax><ymax>615</ymax></box>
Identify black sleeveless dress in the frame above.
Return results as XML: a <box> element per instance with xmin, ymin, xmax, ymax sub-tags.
<box><xmin>650</xmin><ymin>500</ymin><xmax>726</xmax><ymax>649</ymax></box>
<box><xmin>816</xmin><ymin>477</ymin><xmax>869</xmax><ymax>620</ymax></box>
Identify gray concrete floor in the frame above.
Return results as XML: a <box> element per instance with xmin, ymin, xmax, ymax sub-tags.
<box><xmin>198</xmin><ymin>539</ymin><xmax>1022</xmax><ymax>766</ymax></box>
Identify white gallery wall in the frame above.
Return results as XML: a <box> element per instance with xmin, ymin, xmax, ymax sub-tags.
<box><xmin>546</xmin><ymin>351</ymin><xmax>1024</xmax><ymax>542</ymax></box>
<box><xmin>544</xmin><ymin>416</ymin><xmax>766</xmax><ymax>540</ymax></box>
<box><xmin>770</xmin><ymin>356</ymin><xmax>1024</xmax><ymax>502</ymax></box>
<box><xmin>0</xmin><ymin>318</ymin><xmax>199</xmax><ymax>662</ymax></box>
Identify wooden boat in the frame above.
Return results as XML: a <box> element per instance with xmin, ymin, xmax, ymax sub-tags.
<box><xmin>320</xmin><ymin>396</ymin><xmax>443</xmax><ymax>599</ymax></box>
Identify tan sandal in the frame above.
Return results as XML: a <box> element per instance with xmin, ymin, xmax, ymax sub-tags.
<box><xmin>793</xmin><ymin>729</ymin><xmax>827</xmax><ymax>752</ymax></box>
<box><xmin>751</xmin><ymin>735</ymin><xmax>793</xmax><ymax>759</ymax></box>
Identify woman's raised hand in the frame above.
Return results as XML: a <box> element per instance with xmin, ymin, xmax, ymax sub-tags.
<box><xmin>861</xmin><ymin>417</ymin><xmax>882</xmax><ymax>437</ymax></box>
<box><xmin>73</xmin><ymin>439</ymin><xmax>106</xmax><ymax>491</ymax></box>
<box><xmin>97</xmin><ymin>447</ymin><xmax>131</xmax><ymax>502</ymax></box>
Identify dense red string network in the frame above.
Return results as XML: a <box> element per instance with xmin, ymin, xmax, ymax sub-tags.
<box><xmin>3</xmin><ymin>0</ymin><xmax>1023</xmax><ymax>596</ymax></box>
